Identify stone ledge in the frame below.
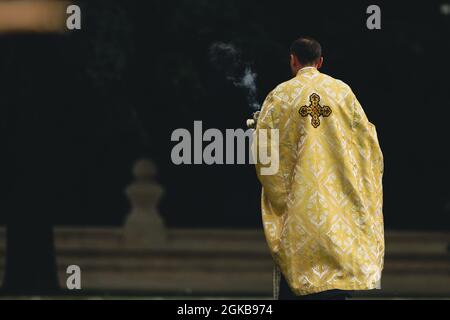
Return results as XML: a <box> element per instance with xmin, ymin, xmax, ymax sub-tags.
<box><xmin>0</xmin><ymin>227</ymin><xmax>449</xmax><ymax>296</ymax></box>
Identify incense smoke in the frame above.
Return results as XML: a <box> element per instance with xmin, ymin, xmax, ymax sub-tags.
<box><xmin>209</xmin><ymin>42</ymin><xmax>260</xmax><ymax>110</ymax></box>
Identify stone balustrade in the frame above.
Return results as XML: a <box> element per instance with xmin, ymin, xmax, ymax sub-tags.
<box><xmin>0</xmin><ymin>227</ymin><xmax>449</xmax><ymax>298</ymax></box>
<box><xmin>0</xmin><ymin>159</ymin><xmax>448</xmax><ymax>298</ymax></box>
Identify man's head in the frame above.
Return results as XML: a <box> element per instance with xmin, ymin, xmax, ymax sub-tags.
<box><xmin>290</xmin><ymin>37</ymin><xmax>323</xmax><ymax>75</ymax></box>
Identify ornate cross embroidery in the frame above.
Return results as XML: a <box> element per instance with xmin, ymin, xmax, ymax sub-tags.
<box><xmin>299</xmin><ymin>93</ymin><xmax>332</xmax><ymax>128</ymax></box>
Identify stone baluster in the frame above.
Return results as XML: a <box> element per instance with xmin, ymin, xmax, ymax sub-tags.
<box><xmin>124</xmin><ymin>159</ymin><xmax>166</xmax><ymax>247</ymax></box>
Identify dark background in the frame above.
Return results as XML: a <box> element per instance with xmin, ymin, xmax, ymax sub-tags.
<box><xmin>0</xmin><ymin>0</ymin><xmax>449</xmax><ymax>231</ymax></box>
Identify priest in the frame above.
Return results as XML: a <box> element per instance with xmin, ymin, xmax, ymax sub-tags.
<box><xmin>254</xmin><ymin>37</ymin><xmax>384</xmax><ymax>300</ymax></box>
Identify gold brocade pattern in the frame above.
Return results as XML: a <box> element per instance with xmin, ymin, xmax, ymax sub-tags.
<box><xmin>255</xmin><ymin>68</ymin><xmax>384</xmax><ymax>296</ymax></box>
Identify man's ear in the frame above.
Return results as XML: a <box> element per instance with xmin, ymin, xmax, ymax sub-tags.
<box><xmin>317</xmin><ymin>57</ymin><xmax>324</xmax><ymax>69</ymax></box>
<box><xmin>290</xmin><ymin>54</ymin><xmax>296</xmax><ymax>66</ymax></box>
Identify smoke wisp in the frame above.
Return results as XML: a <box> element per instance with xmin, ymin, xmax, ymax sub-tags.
<box><xmin>209</xmin><ymin>42</ymin><xmax>260</xmax><ymax>110</ymax></box>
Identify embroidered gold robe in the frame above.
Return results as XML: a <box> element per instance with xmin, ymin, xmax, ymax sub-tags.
<box><xmin>255</xmin><ymin>67</ymin><xmax>384</xmax><ymax>295</ymax></box>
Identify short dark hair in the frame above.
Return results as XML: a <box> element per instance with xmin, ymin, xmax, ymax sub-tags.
<box><xmin>290</xmin><ymin>37</ymin><xmax>322</xmax><ymax>65</ymax></box>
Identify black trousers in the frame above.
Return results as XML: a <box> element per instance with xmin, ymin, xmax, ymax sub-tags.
<box><xmin>275</xmin><ymin>267</ymin><xmax>353</xmax><ymax>300</ymax></box>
